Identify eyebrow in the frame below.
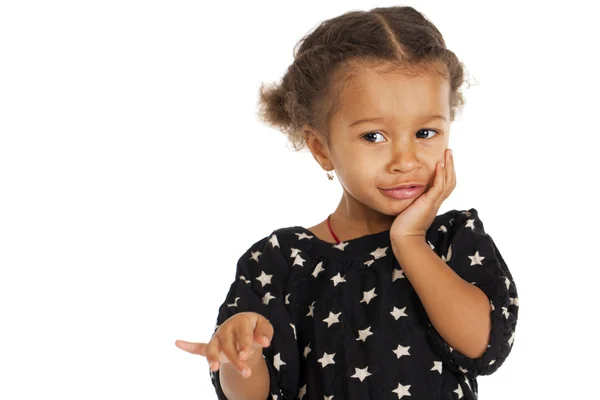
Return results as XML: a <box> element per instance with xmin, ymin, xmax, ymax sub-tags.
<box><xmin>348</xmin><ymin>115</ymin><xmax>447</xmax><ymax>127</ymax></box>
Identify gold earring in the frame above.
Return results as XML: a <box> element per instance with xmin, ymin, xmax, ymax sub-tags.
<box><xmin>326</xmin><ymin>170</ymin><xmax>334</xmax><ymax>180</ymax></box>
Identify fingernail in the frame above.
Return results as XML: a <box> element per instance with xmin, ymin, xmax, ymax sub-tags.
<box><xmin>449</xmin><ymin>149</ymin><xmax>453</xmax><ymax>157</ymax></box>
<box><xmin>242</xmin><ymin>368</ymin><xmax>251</xmax><ymax>378</ymax></box>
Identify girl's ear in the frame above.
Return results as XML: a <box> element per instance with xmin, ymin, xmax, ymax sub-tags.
<box><xmin>303</xmin><ymin>124</ymin><xmax>332</xmax><ymax>170</ymax></box>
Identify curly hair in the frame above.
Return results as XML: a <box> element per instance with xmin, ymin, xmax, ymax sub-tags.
<box><xmin>257</xmin><ymin>6</ymin><xmax>472</xmax><ymax>151</ymax></box>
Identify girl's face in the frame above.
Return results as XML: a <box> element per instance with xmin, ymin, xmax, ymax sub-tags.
<box><xmin>306</xmin><ymin>63</ymin><xmax>451</xmax><ymax>218</ymax></box>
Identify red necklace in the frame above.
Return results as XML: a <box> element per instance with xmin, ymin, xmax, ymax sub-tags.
<box><xmin>326</xmin><ymin>214</ymin><xmax>340</xmax><ymax>244</ymax></box>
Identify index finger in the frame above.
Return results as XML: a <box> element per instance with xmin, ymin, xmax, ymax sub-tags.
<box><xmin>175</xmin><ymin>340</ymin><xmax>207</xmax><ymax>356</ymax></box>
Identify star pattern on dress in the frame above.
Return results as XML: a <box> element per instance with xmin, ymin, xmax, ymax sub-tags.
<box><xmin>333</xmin><ymin>241</ymin><xmax>349</xmax><ymax>251</ymax></box>
<box><xmin>227</xmin><ymin>297</ymin><xmax>240</xmax><ymax>308</ymax></box>
<box><xmin>331</xmin><ymin>273</ymin><xmax>346</xmax><ymax>286</ymax></box>
<box><xmin>317</xmin><ymin>352</ymin><xmax>336</xmax><ymax>368</ymax></box>
<box><xmin>454</xmin><ymin>383</ymin><xmax>464</xmax><ymax>399</ymax></box>
<box><xmin>250</xmin><ymin>251</ymin><xmax>261</xmax><ymax>262</ymax></box>
<box><xmin>269</xmin><ymin>234</ymin><xmax>279</xmax><ymax>248</ymax></box>
<box><xmin>392</xmin><ymin>382</ymin><xmax>411</xmax><ymax>399</ymax></box>
<box><xmin>351</xmin><ymin>366</ymin><xmax>372</xmax><ymax>382</ymax></box>
<box><xmin>370</xmin><ymin>246</ymin><xmax>388</xmax><ymax>259</ymax></box>
<box><xmin>360</xmin><ymin>288</ymin><xmax>378</xmax><ymax>304</ymax></box>
<box><xmin>312</xmin><ymin>261</ymin><xmax>325</xmax><ymax>277</ymax></box>
<box><xmin>465</xmin><ymin>218</ymin><xmax>476</xmax><ymax>230</ymax></box>
<box><xmin>307</xmin><ymin>301</ymin><xmax>315</xmax><ymax>317</ymax></box>
<box><xmin>293</xmin><ymin>254</ymin><xmax>306</xmax><ymax>267</ymax></box>
<box><xmin>303</xmin><ymin>342</ymin><xmax>311</xmax><ymax>358</ymax></box>
<box><xmin>393</xmin><ymin>344</ymin><xmax>411</xmax><ymax>359</ymax></box>
<box><xmin>273</xmin><ymin>353</ymin><xmax>286</xmax><ymax>371</ymax></box>
<box><xmin>295</xmin><ymin>232</ymin><xmax>314</xmax><ymax>240</ymax></box>
<box><xmin>390</xmin><ymin>306</ymin><xmax>408</xmax><ymax>320</ymax></box>
<box><xmin>468</xmin><ymin>250</ymin><xmax>485</xmax><ymax>266</ymax></box>
<box><xmin>323</xmin><ymin>311</ymin><xmax>341</xmax><ymax>327</ymax></box>
<box><xmin>211</xmin><ymin>211</ymin><xmax>518</xmax><ymax>400</ymax></box>
<box><xmin>392</xmin><ymin>268</ymin><xmax>405</xmax><ymax>281</ymax></box>
<box><xmin>298</xmin><ymin>384</ymin><xmax>307</xmax><ymax>399</ymax></box>
<box><xmin>262</xmin><ymin>292</ymin><xmax>275</xmax><ymax>305</ymax></box>
<box><xmin>356</xmin><ymin>326</ymin><xmax>373</xmax><ymax>342</ymax></box>
<box><xmin>256</xmin><ymin>271</ymin><xmax>272</xmax><ymax>287</ymax></box>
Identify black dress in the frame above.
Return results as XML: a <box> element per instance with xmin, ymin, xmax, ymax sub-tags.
<box><xmin>209</xmin><ymin>208</ymin><xmax>519</xmax><ymax>399</ymax></box>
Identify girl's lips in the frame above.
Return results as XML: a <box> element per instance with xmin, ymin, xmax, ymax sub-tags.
<box><xmin>380</xmin><ymin>185</ymin><xmax>425</xmax><ymax>200</ymax></box>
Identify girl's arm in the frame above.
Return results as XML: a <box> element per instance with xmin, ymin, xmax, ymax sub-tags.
<box><xmin>391</xmin><ymin>236</ymin><xmax>491</xmax><ymax>358</ymax></box>
<box><xmin>220</xmin><ymin>348</ymin><xmax>270</xmax><ymax>400</ymax></box>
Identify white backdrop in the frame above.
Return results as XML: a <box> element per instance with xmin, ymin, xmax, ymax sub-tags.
<box><xmin>1</xmin><ymin>0</ymin><xmax>599</xmax><ymax>399</ymax></box>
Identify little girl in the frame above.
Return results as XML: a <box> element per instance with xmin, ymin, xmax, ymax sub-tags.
<box><xmin>176</xmin><ymin>5</ymin><xmax>519</xmax><ymax>400</ymax></box>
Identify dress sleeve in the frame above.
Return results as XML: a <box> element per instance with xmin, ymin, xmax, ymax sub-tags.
<box><xmin>209</xmin><ymin>233</ymin><xmax>300</xmax><ymax>400</ymax></box>
<box><xmin>427</xmin><ymin>208</ymin><xmax>519</xmax><ymax>378</ymax></box>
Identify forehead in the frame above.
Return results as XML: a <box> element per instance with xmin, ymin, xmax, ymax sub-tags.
<box><xmin>333</xmin><ymin>62</ymin><xmax>451</xmax><ymax>124</ymax></box>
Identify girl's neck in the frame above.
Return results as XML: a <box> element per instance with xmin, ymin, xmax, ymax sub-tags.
<box><xmin>326</xmin><ymin>199</ymin><xmax>394</xmax><ymax>242</ymax></box>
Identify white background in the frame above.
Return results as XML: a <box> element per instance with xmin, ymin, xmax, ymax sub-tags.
<box><xmin>1</xmin><ymin>0</ymin><xmax>598</xmax><ymax>399</ymax></box>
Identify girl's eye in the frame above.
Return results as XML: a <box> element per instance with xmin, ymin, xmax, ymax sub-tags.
<box><xmin>362</xmin><ymin>132</ymin><xmax>386</xmax><ymax>143</ymax></box>
<box><xmin>417</xmin><ymin>129</ymin><xmax>439</xmax><ymax>139</ymax></box>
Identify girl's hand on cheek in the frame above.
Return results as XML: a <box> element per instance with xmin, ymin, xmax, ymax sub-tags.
<box><xmin>390</xmin><ymin>149</ymin><xmax>456</xmax><ymax>240</ymax></box>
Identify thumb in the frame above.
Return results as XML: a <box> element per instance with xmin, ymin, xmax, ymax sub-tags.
<box><xmin>253</xmin><ymin>315</ymin><xmax>274</xmax><ymax>347</ymax></box>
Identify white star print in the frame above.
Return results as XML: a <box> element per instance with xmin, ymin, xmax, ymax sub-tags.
<box><xmin>324</xmin><ymin>396</ymin><xmax>333</xmax><ymax>400</ymax></box>
<box><xmin>317</xmin><ymin>352</ymin><xmax>336</xmax><ymax>368</ymax></box>
<box><xmin>489</xmin><ymin>359</ymin><xmax>496</xmax><ymax>365</ymax></box>
<box><xmin>298</xmin><ymin>384</ymin><xmax>307</xmax><ymax>399</ymax></box>
<box><xmin>303</xmin><ymin>343</ymin><xmax>311</xmax><ymax>358</ymax></box>
<box><xmin>505</xmin><ymin>276</ymin><xmax>511</xmax><ymax>290</ymax></box>
<box><xmin>468</xmin><ymin>251</ymin><xmax>485</xmax><ymax>266</ymax></box>
<box><xmin>454</xmin><ymin>383</ymin><xmax>464</xmax><ymax>399</ymax></box>
<box><xmin>393</xmin><ymin>344</ymin><xmax>411</xmax><ymax>359</ymax></box>
<box><xmin>356</xmin><ymin>326</ymin><xmax>373</xmax><ymax>342</ymax></box>
<box><xmin>510</xmin><ymin>297</ymin><xmax>519</xmax><ymax>306</ymax></box>
<box><xmin>392</xmin><ymin>268</ymin><xmax>405</xmax><ymax>281</ymax></box>
<box><xmin>502</xmin><ymin>307</ymin><xmax>510</xmax><ymax>319</ymax></box>
<box><xmin>290</xmin><ymin>323</ymin><xmax>296</xmax><ymax>340</ymax></box>
<box><xmin>238</xmin><ymin>275</ymin><xmax>250</xmax><ymax>284</ymax></box>
<box><xmin>465</xmin><ymin>218</ymin><xmax>476</xmax><ymax>230</ymax></box>
<box><xmin>269</xmin><ymin>234</ymin><xmax>279</xmax><ymax>248</ymax></box>
<box><xmin>438</xmin><ymin>225</ymin><xmax>448</xmax><ymax>233</ymax></box>
<box><xmin>441</xmin><ymin>244</ymin><xmax>453</xmax><ymax>262</ymax></box>
<box><xmin>364</xmin><ymin>259</ymin><xmax>375</xmax><ymax>267</ymax></box>
<box><xmin>392</xmin><ymin>382</ymin><xmax>411</xmax><ymax>399</ymax></box>
<box><xmin>463</xmin><ymin>375</ymin><xmax>472</xmax><ymax>390</ymax></box>
<box><xmin>293</xmin><ymin>254</ymin><xmax>306</xmax><ymax>266</ymax></box>
<box><xmin>431</xmin><ymin>361</ymin><xmax>443</xmax><ymax>374</ymax></box>
<box><xmin>351</xmin><ymin>366</ymin><xmax>372</xmax><ymax>382</ymax></box>
<box><xmin>370</xmin><ymin>246</ymin><xmax>388</xmax><ymax>259</ymax></box>
<box><xmin>508</xmin><ymin>330</ymin><xmax>516</xmax><ymax>346</ymax></box>
<box><xmin>333</xmin><ymin>241</ymin><xmax>349</xmax><ymax>251</ymax></box>
<box><xmin>312</xmin><ymin>261</ymin><xmax>324</xmax><ymax>277</ymax></box>
<box><xmin>428</xmin><ymin>240</ymin><xmax>435</xmax><ymax>249</ymax></box>
<box><xmin>331</xmin><ymin>273</ymin><xmax>346</xmax><ymax>286</ymax></box>
<box><xmin>250</xmin><ymin>251</ymin><xmax>261</xmax><ymax>262</ymax></box>
<box><xmin>307</xmin><ymin>301</ymin><xmax>315</xmax><ymax>317</ymax></box>
<box><xmin>271</xmin><ymin>394</ymin><xmax>278</xmax><ymax>400</ymax></box>
<box><xmin>273</xmin><ymin>353</ymin><xmax>286</xmax><ymax>371</ymax></box>
<box><xmin>262</xmin><ymin>292</ymin><xmax>275</xmax><ymax>305</ymax></box>
<box><xmin>323</xmin><ymin>311</ymin><xmax>341</xmax><ymax>327</ymax></box>
<box><xmin>459</xmin><ymin>366</ymin><xmax>468</xmax><ymax>374</ymax></box>
<box><xmin>360</xmin><ymin>288</ymin><xmax>378</xmax><ymax>304</ymax></box>
<box><xmin>256</xmin><ymin>271</ymin><xmax>272</xmax><ymax>287</ymax></box>
<box><xmin>295</xmin><ymin>232</ymin><xmax>314</xmax><ymax>240</ymax></box>
<box><xmin>227</xmin><ymin>297</ymin><xmax>240</xmax><ymax>307</ymax></box>
<box><xmin>290</xmin><ymin>248</ymin><xmax>301</xmax><ymax>258</ymax></box>
<box><xmin>391</xmin><ymin>306</ymin><xmax>408</xmax><ymax>320</ymax></box>
<box><xmin>285</xmin><ymin>293</ymin><xmax>290</xmax><ymax>304</ymax></box>
<box><xmin>490</xmin><ymin>300</ymin><xmax>495</xmax><ymax>311</ymax></box>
